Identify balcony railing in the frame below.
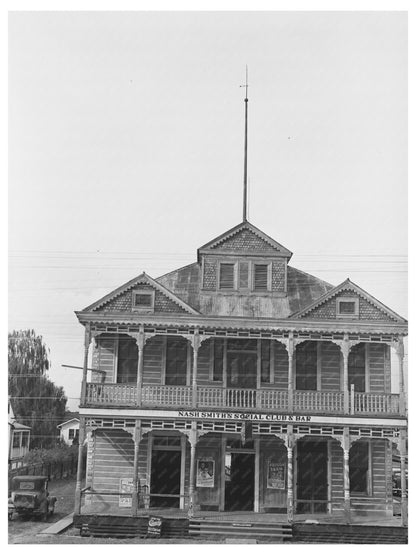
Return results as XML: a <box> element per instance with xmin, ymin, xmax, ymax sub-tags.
<box><xmin>84</xmin><ymin>383</ymin><xmax>401</xmax><ymax>415</ymax></box>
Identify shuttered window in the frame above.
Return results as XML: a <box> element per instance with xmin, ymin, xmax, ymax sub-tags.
<box><xmin>350</xmin><ymin>441</ymin><xmax>369</xmax><ymax>494</ymax></box>
<box><xmin>260</xmin><ymin>340</ymin><xmax>271</xmax><ymax>383</ymax></box>
<box><xmin>213</xmin><ymin>339</ymin><xmax>224</xmax><ymax>381</ymax></box>
<box><xmin>219</xmin><ymin>263</ymin><xmax>235</xmax><ymax>289</ymax></box>
<box><xmin>254</xmin><ymin>264</ymin><xmax>268</xmax><ymax>291</ymax></box>
<box><xmin>165</xmin><ymin>337</ymin><xmax>188</xmax><ymax>386</ymax></box>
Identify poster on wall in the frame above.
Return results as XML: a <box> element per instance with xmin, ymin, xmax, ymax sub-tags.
<box><xmin>267</xmin><ymin>461</ymin><xmax>286</xmax><ymax>489</ymax></box>
<box><xmin>119</xmin><ymin>477</ymin><xmax>134</xmax><ymax>507</ymax></box>
<box><xmin>196</xmin><ymin>458</ymin><xmax>215</xmax><ymax>488</ymax></box>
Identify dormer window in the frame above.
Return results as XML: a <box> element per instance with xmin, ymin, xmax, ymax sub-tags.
<box><xmin>219</xmin><ymin>263</ymin><xmax>235</xmax><ymax>290</ymax></box>
<box><xmin>132</xmin><ymin>289</ymin><xmax>155</xmax><ymax>312</ymax></box>
<box><xmin>336</xmin><ymin>297</ymin><xmax>359</xmax><ymax>318</ymax></box>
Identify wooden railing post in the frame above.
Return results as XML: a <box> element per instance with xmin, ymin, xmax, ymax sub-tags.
<box><xmin>188</xmin><ymin>424</ymin><xmax>197</xmax><ymax>518</ymax></box>
<box><xmin>80</xmin><ymin>324</ymin><xmax>91</xmax><ymax>406</ymax></box>
<box><xmin>132</xmin><ymin>420</ymin><xmax>141</xmax><ymax>516</ymax></box>
<box><xmin>287</xmin><ymin>334</ymin><xmax>294</xmax><ymax>412</ymax></box>
<box><xmin>286</xmin><ymin>425</ymin><xmax>294</xmax><ymax>523</ymax></box>
<box><xmin>400</xmin><ymin>430</ymin><xmax>408</xmax><ymax>527</ymax></box>
<box><xmin>341</xmin><ymin>336</ymin><xmax>351</xmax><ymax>414</ymax></box>
<box><xmin>136</xmin><ymin>326</ymin><xmax>145</xmax><ymax>406</ymax></box>
<box><xmin>74</xmin><ymin>416</ymin><xmax>86</xmax><ymax>515</ymax></box>
<box><xmin>342</xmin><ymin>427</ymin><xmax>351</xmax><ymax>524</ymax></box>
<box><xmin>191</xmin><ymin>331</ymin><xmax>200</xmax><ymax>408</ymax></box>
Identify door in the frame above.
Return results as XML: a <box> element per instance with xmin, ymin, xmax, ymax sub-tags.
<box><xmin>150</xmin><ymin>450</ymin><xmax>181</xmax><ymax>508</ymax></box>
<box><xmin>225</xmin><ymin>452</ymin><xmax>255</xmax><ymax>511</ymax></box>
<box><xmin>227</xmin><ymin>352</ymin><xmax>257</xmax><ymax>388</ymax></box>
<box><xmin>296</xmin><ymin>439</ymin><xmax>328</xmax><ymax>513</ymax></box>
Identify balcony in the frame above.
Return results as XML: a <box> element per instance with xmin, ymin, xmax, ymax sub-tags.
<box><xmin>84</xmin><ymin>383</ymin><xmax>402</xmax><ymax>416</ymax></box>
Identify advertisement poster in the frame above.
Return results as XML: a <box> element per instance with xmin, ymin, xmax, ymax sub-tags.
<box><xmin>267</xmin><ymin>461</ymin><xmax>285</xmax><ymax>489</ymax></box>
<box><xmin>196</xmin><ymin>458</ymin><xmax>215</xmax><ymax>488</ymax></box>
<box><xmin>119</xmin><ymin>477</ymin><xmax>134</xmax><ymax>507</ymax></box>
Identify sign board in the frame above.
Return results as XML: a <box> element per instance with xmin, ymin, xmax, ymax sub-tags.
<box><xmin>178</xmin><ymin>410</ymin><xmax>313</xmax><ymax>422</ymax></box>
<box><xmin>196</xmin><ymin>458</ymin><xmax>215</xmax><ymax>488</ymax></box>
<box><xmin>147</xmin><ymin>516</ymin><xmax>163</xmax><ymax>537</ymax></box>
<box><xmin>267</xmin><ymin>460</ymin><xmax>285</xmax><ymax>489</ymax></box>
<box><xmin>119</xmin><ymin>477</ymin><xmax>134</xmax><ymax>508</ymax></box>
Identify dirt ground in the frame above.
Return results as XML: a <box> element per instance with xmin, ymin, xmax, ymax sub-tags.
<box><xmin>8</xmin><ymin>475</ymin><xmax>76</xmax><ymax>544</ymax></box>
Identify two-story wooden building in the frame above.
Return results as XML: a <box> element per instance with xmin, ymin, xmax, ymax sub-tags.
<box><xmin>73</xmin><ymin>219</ymin><xmax>408</xmax><ymax>527</ymax></box>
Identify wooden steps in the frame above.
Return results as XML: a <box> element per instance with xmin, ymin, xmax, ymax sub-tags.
<box><xmin>292</xmin><ymin>523</ymin><xmax>407</xmax><ymax>544</ymax></box>
<box><xmin>189</xmin><ymin>519</ymin><xmax>293</xmax><ymax>541</ymax></box>
<box><xmin>73</xmin><ymin>514</ymin><xmax>188</xmax><ymax>538</ymax></box>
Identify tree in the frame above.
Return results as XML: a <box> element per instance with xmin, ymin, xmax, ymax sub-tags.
<box><xmin>8</xmin><ymin>330</ymin><xmax>67</xmax><ymax>449</ymax></box>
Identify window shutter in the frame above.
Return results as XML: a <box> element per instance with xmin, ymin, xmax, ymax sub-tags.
<box><xmin>219</xmin><ymin>263</ymin><xmax>235</xmax><ymax>289</ymax></box>
<box><xmin>254</xmin><ymin>264</ymin><xmax>268</xmax><ymax>290</ymax></box>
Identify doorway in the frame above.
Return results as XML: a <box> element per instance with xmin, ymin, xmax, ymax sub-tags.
<box><xmin>225</xmin><ymin>452</ymin><xmax>255</xmax><ymax>511</ymax></box>
<box><xmin>296</xmin><ymin>439</ymin><xmax>328</xmax><ymax>513</ymax></box>
<box><xmin>227</xmin><ymin>352</ymin><xmax>257</xmax><ymax>389</ymax></box>
<box><xmin>150</xmin><ymin>437</ymin><xmax>182</xmax><ymax>508</ymax></box>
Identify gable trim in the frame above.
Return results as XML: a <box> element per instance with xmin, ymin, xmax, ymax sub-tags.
<box><xmin>289</xmin><ymin>279</ymin><xmax>407</xmax><ymax>323</ymax></box>
<box><xmin>198</xmin><ymin>221</ymin><xmax>292</xmax><ymax>259</ymax></box>
<box><xmin>81</xmin><ymin>272</ymin><xmax>200</xmax><ymax>315</ymax></box>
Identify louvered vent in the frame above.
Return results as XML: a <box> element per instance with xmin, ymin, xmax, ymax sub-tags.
<box><xmin>254</xmin><ymin>264</ymin><xmax>268</xmax><ymax>290</ymax></box>
<box><xmin>219</xmin><ymin>263</ymin><xmax>235</xmax><ymax>289</ymax></box>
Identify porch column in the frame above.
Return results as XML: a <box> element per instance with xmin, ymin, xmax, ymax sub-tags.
<box><xmin>286</xmin><ymin>425</ymin><xmax>294</xmax><ymax>523</ymax></box>
<box><xmin>287</xmin><ymin>333</ymin><xmax>294</xmax><ymax>412</ymax></box>
<box><xmin>80</xmin><ymin>324</ymin><xmax>91</xmax><ymax>406</ymax></box>
<box><xmin>342</xmin><ymin>427</ymin><xmax>351</xmax><ymax>524</ymax></box>
<box><xmin>394</xmin><ymin>338</ymin><xmax>406</xmax><ymax>415</ymax></box>
<box><xmin>131</xmin><ymin>420</ymin><xmax>142</xmax><ymax>516</ymax></box>
<box><xmin>341</xmin><ymin>335</ymin><xmax>351</xmax><ymax>414</ymax></box>
<box><xmin>188</xmin><ymin>424</ymin><xmax>197</xmax><ymax>518</ymax></box>
<box><xmin>136</xmin><ymin>326</ymin><xmax>145</xmax><ymax>406</ymax></box>
<box><xmin>192</xmin><ymin>330</ymin><xmax>201</xmax><ymax>408</ymax></box>
<box><xmin>400</xmin><ymin>431</ymin><xmax>408</xmax><ymax>527</ymax></box>
<box><xmin>254</xmin><ymin>438</ymin><xmax>260</xmax><ymax>512</ymax></box>
<box><xmin>74</xmin><ymin>416</ymin><xmax>86</xmax><ymax>515</ymax></box>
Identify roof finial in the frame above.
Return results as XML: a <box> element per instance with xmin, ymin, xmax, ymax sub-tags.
<box><xmin>240</xmin><ymin>66</ymin><xmax>249</xmax><ymax>222</ymax></box>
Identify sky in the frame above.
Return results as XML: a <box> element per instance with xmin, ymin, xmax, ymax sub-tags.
<box><xmin>8</xmin><ymin>11</ymin><xmax>408</xmax><ymax>410</ymax></box>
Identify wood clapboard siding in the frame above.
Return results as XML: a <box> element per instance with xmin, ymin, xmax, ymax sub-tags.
<box><xmin>196</xmin><ymin>434</ymin><xmax>220</xmax><ymax>508</ymax></box>
<box><xmin>330</xmin><ymin>440</ymin><xmax>345</xmax><ymax>513</ymax></box>
<box><xmin>95</xmin><ymin>338</ymin><xmax>117</xmax><ymax>383</ymax></box>
<box><xmin>143</xmin><ymin>336</ymin><xmax>164</xmax><ymax>385</ymax></box>
<box><xmin>274</xmin><ymin>341</ymin><xmax>288</xmax><ymax>389</ymax></box>
<box><xmin>368</xmin><ymin>344</ymin><xmax>388</xmax><ymax>393</ymax></box>
<box><xmin>321</xmin><ymin>342</ymin><xmax>341</xmax><ymax>391</ymax></box>
<box><xmin>331</xmin><ymin>439</ymin><xmax>392</xmax><ymax>515</ymax></box>
<box><xmin>261</xmin><ymin>436</ymin><xmax>287</xmax><ymax>509</ymax></box>
<box><xmin>195</xmin><ymin>339</ymin><xmax>211</xmax><ymax>384</ymax></box>
<box><xmin>137</xmin><ymin>434</ymin><xmax>149</xmax><ymax>488</ymax></box>
<box><xmin>90</xmin><ymin>429</ymin><xmax>134</xmax><ymax>507</ymax></box>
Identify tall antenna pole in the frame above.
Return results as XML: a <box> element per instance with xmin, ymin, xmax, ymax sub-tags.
<box><xmin>241</xmin><ymin>66</ymin><xmax>249</xmax><ymax>222</ymax></box>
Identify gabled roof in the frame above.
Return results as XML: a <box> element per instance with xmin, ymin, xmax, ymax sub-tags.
<box><xmin>81</xmin><ymin>272</ymin><xmax>199</xmax><ymax>315</ymax></box>
<box><xmin>57</xmin><ymin>417</ymin><xmax>80</xmax><ymax>429</ymax></box>
<box><xmin>197</xmin><ymin>221</ymin><xmax>292</xmax><ymax>261</ymax></box>
<box><xmin>289</xmin><ymin>278</ymin><xmax>407</xmax><ymax>323</ymax></box>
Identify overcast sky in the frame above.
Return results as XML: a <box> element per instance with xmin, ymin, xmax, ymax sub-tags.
<box><xmin>8</xmin><ymin>11</ymin><xmax>407</xmax><ymax>409</ymax></box>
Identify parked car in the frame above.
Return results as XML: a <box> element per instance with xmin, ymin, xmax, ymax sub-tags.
<box><xmin>8</xmin><ymin>476</ymin><xmax>57</xmax><ymax>521</ymax></box>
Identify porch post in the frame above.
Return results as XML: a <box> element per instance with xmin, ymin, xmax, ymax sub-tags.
<box><xmin>394</xmin><ymin>338</ymin><xmax>406</xmax><ymax>415</ymax></box>
<box><xmin>192</xmin><ymin>330</ymin><xmax>200</xmax><ymax>408</ymax></box>
<box><xmin>254</xmin><ymin>437</ymin><xmax>260</xmax><ymax>512</ymax></box>
<box><xmin>342</xmin><ymin>427</ymin><xmax>351</xmax><ymax>524</ymax></box>
<box><xmin>131</xmin><ymin>419</ymin><xmax>142</xmax><ymax>516</ymax></box>
<box><xmin>341</xmin><ymin>335</ymin><xmax>351</xmax><ymax>414</ymax></box>
<box><xmin>74</xmin><ymin>416</ymin><xmax>86</xmax><ymax>515</ymax></box>
<box><xmin>287</xmin><ymin>333</ymin><xmax>294</xmax><ymax>412</ymax></box>
<box><xmin>80</xmin><ymin>324</ymin><xmax>91</xmax><ymax>406</ymax></box>
<box><xmin>188</xmin><ymin>424</ymin><xmax>197</xmax><ymax>518</ymax></box>
<box><xmin>136</xmin><ymin>326</ymin><xmax>145</xmax><ymax>406</ymax></box>
<box><xmin>286</xmin><ymin>425</ymin><xmax>294</xmax><ymax>523</ymax></box>
<box><xmin>400</xmin><ymin>431</ymin><xmax>408</xmax><ymax>527</ymax></box>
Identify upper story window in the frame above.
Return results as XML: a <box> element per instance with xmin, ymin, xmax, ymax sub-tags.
<box><xmin>219</xmin><ymin>263</ymin><xmax>235</xmax><ymax>290</ymax></box>
<box><xmin>336</xmin><ymin>297</ymin><xmax>359</xmax><ymax>318</ymax></box>
<box><xmin>132</xmin><ymin>289</ymin><xmax>155</xmax><ymax>312</ymax></box>
<box><xmin>254</xmin><ymin>264</ymin><xmax>269</xmax><ymax>291</ymax></box>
